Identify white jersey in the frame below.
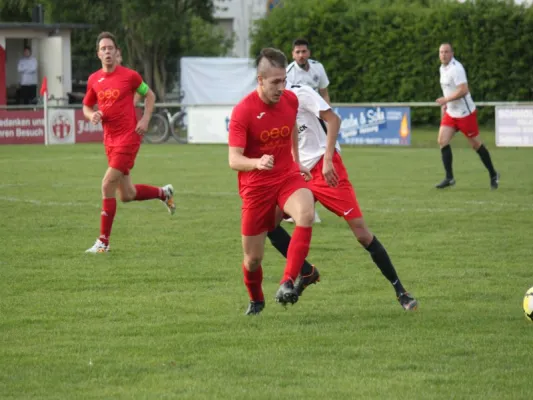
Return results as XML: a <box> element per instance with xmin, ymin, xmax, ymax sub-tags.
<box><xmin>286</xmin><ymin>59</ymin><xmax>329</xmax><ymax>93</ymax></box>
<box><xmin>439</xmin><ymin>57</ymin><xmax>476</xmax><ymax>118</ymax></box>
<box><xmin>17</xmin><ymin>56</ymin><xmax>38</xmax><ymax>86</ymax></box>
<box><xmin>288</xmin><ymin>84</ymin><xmax>341</xmax><ymax>170</ymax></box>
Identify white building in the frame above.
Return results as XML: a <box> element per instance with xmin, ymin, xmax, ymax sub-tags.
<box><xmin>214</xmin><ymin>0</ymin><xmax>279</xmax><ymax>58</ymax></box>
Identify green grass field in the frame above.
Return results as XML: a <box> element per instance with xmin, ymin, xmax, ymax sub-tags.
<box><xmin>1</xmin><ymin>128</ymin><xmax>532</xmax><ymax>399</ymax></box>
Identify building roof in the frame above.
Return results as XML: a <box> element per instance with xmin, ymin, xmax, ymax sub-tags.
<box><xmin>0</xmin><ymin>22</ymin><xmax>92</xmax><ymax>31</ymax></box>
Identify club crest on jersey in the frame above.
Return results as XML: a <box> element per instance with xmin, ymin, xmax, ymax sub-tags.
<box><xmin>313</xmin><ymin>75</ymin><xmax>319</xmax><ymax>82</ymax></box>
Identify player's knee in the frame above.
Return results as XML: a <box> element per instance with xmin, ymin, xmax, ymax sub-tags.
<box><xmin>438</xmin><ymin>136</ymin><xmax>448</xmax><ymax>148</ymax></box>
<box><xmin>101</xmin><ymin>178</ymin><xmax>119</xmax><ymax>197</ymax></box>
<box><xmin>243</xmin><ymin>255</ymin><xmax>262</xmax><ymax>271</ymax></box>
<box><xmin>293</xmin><ymin>207</ymin><xmax>315</xmax><ymax>227</ymax></box>
<box><xmin>119</xmin><ymin>190</ymin><xmax>135</xmax><ymax>203</ymax></box>
<box><xmin>356</xmin><ymin>230</ymin><xmax>373</xmax><ymax>247</ymax></box>
<box><xmin>469</xmin><ymin>137</ymin><xmax>481</xmax><ymax>150</ymax></box>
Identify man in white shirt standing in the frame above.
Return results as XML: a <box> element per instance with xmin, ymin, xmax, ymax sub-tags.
<box><xmin>435</xmin><ymin>43</ymin><xmax>499</xmax><ymax>189</ymax></box>
<box><xmin>266</xmin><ymin>83</ymin><xmax>418</xmax><ymax>311</ymax></box>
<box><xmin>17</xmin><ymin>46</ymin><xmax>38</xmax><ymax>105</ymax></box>
<box><xmin>285</xmin><ymin>38</ymin><xmax>330</xmax><ymax>223</ymax></box>
<box><xmin>286</xmin><ymin>38</ymin><xmax>331</xmax><ymax>104</ymax></box>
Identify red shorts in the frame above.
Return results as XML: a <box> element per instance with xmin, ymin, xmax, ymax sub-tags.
<box><xmin>241</xmin><ymin>171</ymin><xmax>309</xmax><ymax>236</ymax></box>
<box><xmin>309</xmin><ymin>152</ymin><xmax>362</xmax><ymax>220</ymax></box>
<box><xmin>440</xmin><ymin>110</ymin><xmax>479</xmax><ymax>138</ymax></box>
<box><xmin>105</xmin><ymin>144</ymin><xmax>140</xmax><ymax>175</ymax></box>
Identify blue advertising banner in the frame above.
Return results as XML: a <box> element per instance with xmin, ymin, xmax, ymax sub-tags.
<box><xmin>333</xmin><ymin>106</ymin><xmax>411</xmax><ymax>146</ymax></box>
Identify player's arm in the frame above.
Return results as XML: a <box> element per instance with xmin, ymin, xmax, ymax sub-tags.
<box><xmin>318</xmin><ymin>87</ymin><xmax>331</xmax><ymax>105</ymax></box>
<box><xmin>443</xmin><ymin>82</ymin><xmax>469</xmax><ymax>102</ymax></box>
<box><xmin>228</xmin><ymin>110</ymin><xmax>273</xmax><ymax>171</ymax></box>
<box><xmin>135</xmin><ymin>81</ymin><xmax>155</xmax><ymax>120</ymax></box>
<box><xmin>229</xmin><ymin>146</ymin><xmax>271</xmax><ymax>171</ymax></box>
<box><xmin>133</xmin><ymin>92</ymin><xmax>142</xmax><ymax>106</ymax></box>
<box><xmin>82</xmin><ymin>79</ymin><xmax>102</xmax><ymax>125</ymax></box>
<box><xmin>132</xmin><ymin>78</ymin><xmax>155</xmax><ymax>135</ymax></box>
<box><xmin>291</xmin><ymin>123</ymin><xmax>300</xmax><ymax>164</ymax></box>
<box><xmin>318</xmin><ymin>64</ymin><xmax>331</xmax><ymax>105</ymax></box>
<box><xmin>319</xmin><ymin>108</ymin><xmax>341</xmax><ymax>161</ymax></box>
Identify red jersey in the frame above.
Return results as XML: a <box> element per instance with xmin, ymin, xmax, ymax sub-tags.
<box><xmin>229</xmin><ymin>90</ymin><xmax>299</xmax><ymax>196</ymax></box>
<box><xmin>83</xmin><ymin>65</ymin><xmax>143</xmax><ymax>147</ymax></box>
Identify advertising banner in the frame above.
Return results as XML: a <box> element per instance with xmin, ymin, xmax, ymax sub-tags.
<box><xmin>495</xmin><ymin>105</ymin><xmax>533</xmax><ymax>147</ymax></box>
<box><xmin>334</xmin><ymin>106</ymin><xmax>411</xmax><ymax>146</ymax></box>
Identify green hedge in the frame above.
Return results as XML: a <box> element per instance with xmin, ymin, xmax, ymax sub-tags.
<box><xmin>251</xmin><ymin>0</ymin><xmax>533</xmax><ymax>125</ymax></box>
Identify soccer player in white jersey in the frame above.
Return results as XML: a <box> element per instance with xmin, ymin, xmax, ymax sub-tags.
<box><xmin>266</xmin><ymin>83</ymin><xmax>418</xmax><ymax>311</ymax></box>
<box><xmin>286</xmin><ymin>38</ymin><xmax>331</xmax><ymax>104</ymax></box>
<box><xmin>435</xmin><ymin>43</ymin><xmax>499</xmax><ymax>189</ymax></box>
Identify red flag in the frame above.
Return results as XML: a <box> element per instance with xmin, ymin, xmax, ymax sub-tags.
<box><xmin>40</xmin><ymin>76</ymin><xmax>48</xmax><ymax>96</ymax></box>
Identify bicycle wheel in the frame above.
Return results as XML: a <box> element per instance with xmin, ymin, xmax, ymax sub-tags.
<box><xmin>144</xmin><ymin>113</ymin><xmax>170</xmax><ymax>144</ymax></box>
<box><xmin>170</xmin><ymin>113</ymin><xmax>188</xmax><ymax>144</ymax></box>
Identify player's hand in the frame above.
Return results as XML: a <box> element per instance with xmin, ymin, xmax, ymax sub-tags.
<box><xmin>135</xmin><ymin>117</ymin><xmax>149</xmax><ymax>136</ymax></box>
<box><xmin>436</xmin><ymin>97</ymin><xmax>448</xmax><ymax>106</ymax></box>
<box><xmin>256</xmin><ymin>154</ymin><xmax>274</xmax><ymax>170</ymax></box>
<box><xmin>91</xmin><ymin>110</ymin><xmax>103</xmax><ymax>125</ymax></box>
<box><xmin>322</xmin><ymin>158</ymin><xmax>339</xmax><ymax>187</ymax></box>
<box><xmin>299</xmin><ymin>164</ymin><xmax>312</xmax><ymax>181</ymax></box>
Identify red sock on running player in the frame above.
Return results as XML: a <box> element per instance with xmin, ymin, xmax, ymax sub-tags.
<box><xmin>282</xmin><ymin>226</ymin><xmax>312</xmax><ymax>283</ymax></box>
<box><xmin>99</xmin><ymin>198</ymin><xmax>117</xmax><ymax>246</ymax></box>
<box><xmin>134</xmin><ymin>184</ymin><xmax>165</xmax><ymax>201</ymax></box>
<box><xmin>243</xmin><ymin>264</ymin><xmax>264</xmax><ymax>302</ymax></box>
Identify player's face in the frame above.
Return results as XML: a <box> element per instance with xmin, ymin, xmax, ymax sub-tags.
<box><xmin>439</xmin><ymin>44</ymin><xmax>453</xmax><ymax>65</ymax></box>
<box><xmin>258</xmin><ymin>67</ymin><xmax>287</xmax><ymax>104</ymax></box>
<box><xmin>97</xmin><ymin>38</ymin><xmax>118</xmax><ymax>68</ymax></box>
<box><xmin>292</xmin><ymin>45</ymin><xmax>310</xmax><ymax>68</ymax></box>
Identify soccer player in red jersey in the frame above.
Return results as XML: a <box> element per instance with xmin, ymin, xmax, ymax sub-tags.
<box><xmin>266</xmin><ymin>83</ymin><xmax>418</xmax><ymax>311</ymax></box>
<box><xmin>83</xmin><ymin>32</ymin><xmax>176</xmax><ymax>253</ymax></box>
<box><xmin>228</xmin><ymin>48</ymin><xmax>315</xmax><ymax>315</ymax></box>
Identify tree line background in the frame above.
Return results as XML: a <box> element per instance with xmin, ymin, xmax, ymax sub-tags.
<box><xmin>251</xmin><ymin>0</ymin><xmax>533</xmax><ymax>125</ymax></box>
<box><xmin>2</xmin><ymin>0</ymin><xmax>532</xmax><ymax>125</ymax></box>
<box><xmin>0</xmin><ymin>0</ymin><xmax>234</xmax><ymax>101</ymax></box>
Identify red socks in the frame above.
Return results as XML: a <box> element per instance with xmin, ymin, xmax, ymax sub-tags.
<box><xmin>97</xmin><ymin>185</ymin><xmax>164</xmax><ymax>246</ymax></box>
<box><xmin>243</xmin><ymin>264</ymin><xmax>264</xmax><ymax>302</ymax></box>
<box><xmin>99</xmin><ymin>198</ymin><xmax>117</xmax><ymax>246</ymax></box>
<box><xmin>282</xmin><ymin>226</ymin><xmax>312</xmax><ymax>283</ymax></box>
<box><xmin>134</xmin><ymin>185</ymin><xmax>165</xmax><ymax>201</ymax></box>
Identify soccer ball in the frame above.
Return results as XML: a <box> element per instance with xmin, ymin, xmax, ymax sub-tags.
<box><xmin>523</xmin><ymin>286</ymin><xmax>533</xmax><ymax>322</ymax></box>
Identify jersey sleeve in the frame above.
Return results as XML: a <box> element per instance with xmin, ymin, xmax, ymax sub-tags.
<box><xmin>82</xmin><ymin>76</ymin><xmax>97</xmax><ymax>107</ymax></box>
<box><xmin>130</xmin><ymin>70</ymin><xmax>144</xmax><ymax>92</ymax></box>
<box><xmin>228</xmin><ymin>104</ymin><xmax>248</xmax><ymax>148</ymax></box>
<box><xmin>298</xmin><ymin>86</ymin><xmax>330</xmax><ymax>117</ymax></box>
<box><xmin>318</xmin><ymin>63</ymin><xmax>330</xmax><ymax>89</ymax></box>
<box><xmin>453</xmin><ymin>65</ymin><xmax>468</xmax><ymax>86</ymax></box>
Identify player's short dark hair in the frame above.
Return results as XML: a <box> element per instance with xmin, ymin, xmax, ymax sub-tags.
<box><xmin>96</xmin><ymin>32</ymin><xmax>118</xmax><ymax>51</ymax></box>
<box><xmin>292</xmin><ymin>38</ymin><xmax>310</xmax><ymax>49</ymax></box>
<box><xmin>255</xmin><ymin>47</ymin><xmax>287</xmax><ymax>72</ymax></box>
<box><xmin>440</xmin><ymin>42</ymin><xmax>453</xmax><ymax>51</ymax></box>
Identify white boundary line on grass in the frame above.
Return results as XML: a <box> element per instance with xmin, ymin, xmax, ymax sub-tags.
<box><xmin>1</xmin><ymin>194</ymin><xmax>532</xmax><ymax>213</ymax></box>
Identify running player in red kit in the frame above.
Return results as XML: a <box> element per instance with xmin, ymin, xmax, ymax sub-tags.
<box><xmin>83</xmin><ymin>32</ymin><xmax>175</xmax><ymax>253</ymax></box>
<box><xmin>228</xmin><ymin>48</ymin><xmax>315</xmax><ymax>315</ymax></box>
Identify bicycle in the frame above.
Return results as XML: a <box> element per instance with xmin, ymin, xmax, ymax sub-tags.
<box><xmin>144</xmin><ymin>93</ymin><xmax>188</xmax><ymax>144</ymax></box>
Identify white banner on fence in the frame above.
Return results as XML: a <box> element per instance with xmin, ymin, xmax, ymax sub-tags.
<box><xmin>47</xmin><ymin>108</ymin><xmax>75</xmax><ymax>145</ymax></box>
<box><xmin>187</xmin><ymin>105</ymin><xmax>234</xmax><ymax>144</ymax></box>
<box><xmin>495</xmin><ymin>105</ymin><xmax>533</xmax><ymax>147</ymax></box>
<box><xmin>181</xmin><ymin>57</ymin><xmax>256</xmax><ymax>106</ymax></box>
